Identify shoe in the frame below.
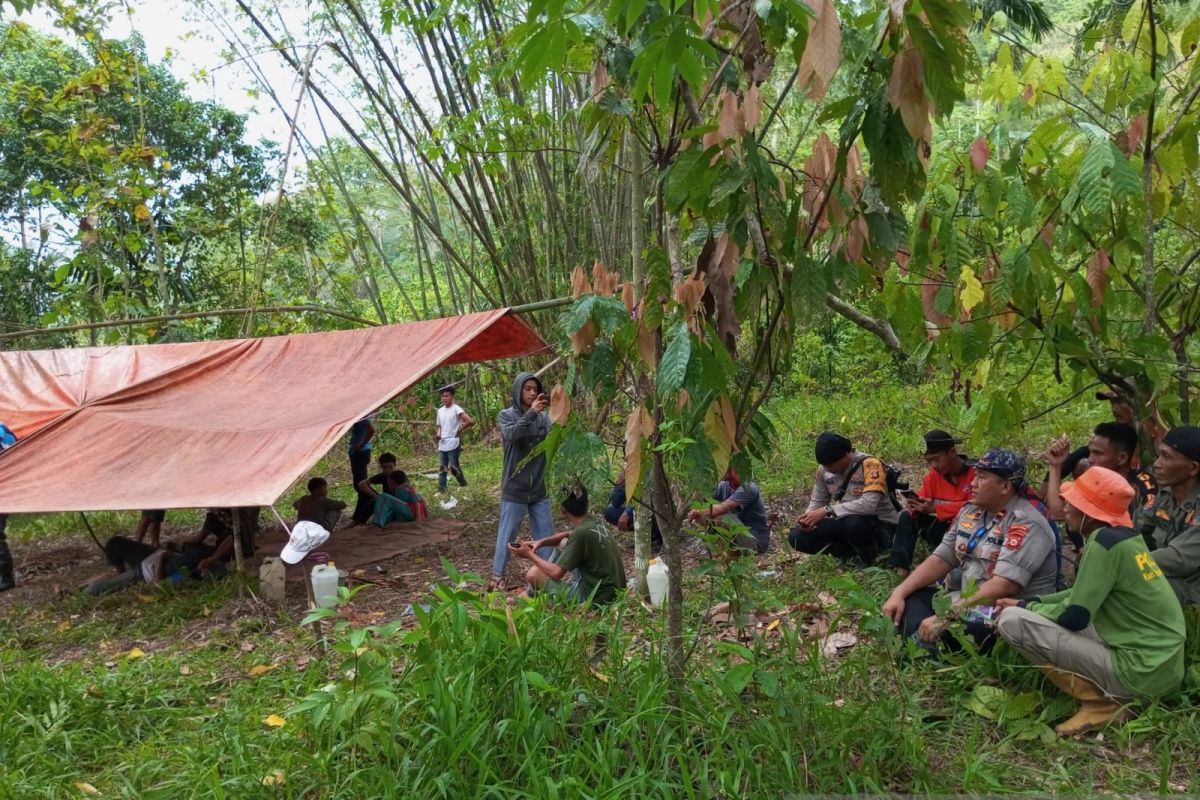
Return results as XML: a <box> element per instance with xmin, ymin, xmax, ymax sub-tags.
<box><xmin>1040</xmin><ymin>666</ymin><xmax>1133</xmax><ymax>736</ymax></box>
<box><xmin>0</xmin><ymin>538</ymin><xmax>14</xmax><ymax>593</ymax></box>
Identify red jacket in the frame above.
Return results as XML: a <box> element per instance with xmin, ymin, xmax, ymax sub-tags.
<box><xmin>919</xmin><ymin>463</ymin><xmax>976</xmax><ymax>522</ymax></box>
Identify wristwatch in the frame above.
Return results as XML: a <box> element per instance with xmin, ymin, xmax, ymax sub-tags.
<box><xmin>825</xmin><ymin>504</ymin><xmax>836</xmax><ymax>519</ymax></box>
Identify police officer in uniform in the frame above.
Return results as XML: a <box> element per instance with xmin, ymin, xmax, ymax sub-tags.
<box><xmin>882</xmin><ymin>449</ymin><xmax>1058</xmax><ymax>652</ymax></box>
<box><xmin>1136</xmin><ymin>425</ymin><xmax>1200</xmax><ymax>606</ymax></box>
<box><xmin>789</xmin><ymin>432</ymin><xmax>899</xmax><ymax>563</ymax></box>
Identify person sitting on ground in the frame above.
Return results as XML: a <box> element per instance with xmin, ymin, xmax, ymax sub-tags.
<box><xmin>688</xmin><ymin>467</ymin><xmax>771</xmax><ymax>554</ymax></box>
<box><xmin>174</xmin><ymin>507</ymin><xmax>259</xmax><ymax>578</ymax></box>
<box><xmin>293</xmin><ymin>477</ymin><xmax>348</xmax><ymax>533</ymax></box>
<box><xmin>134</xmin><ymin>510</ymin><xmax>166</xmax><ymax>548</ymax></box>
<box><xmin>510</xmin><ymin>484</ymin><xmax>627</xmax><ymax>607</ymax></box>
<box><xmin>881</xmin><ymin>449</ymin><xmax>1058</xmax><ymax>653</ymax></box>
<box><xmin>366</xmin><ymin>470</ymin><xmax>428</xmax><ymax>527</ymax></box>
<box><xmin>603</xmin><ymin>472</ymin><xmax>663</xmax><ymax>554</ymax></box>
<box><xmin>1044</xmin><ymin>423</ymin><xmax>1156</xmax><ymax>522</ymax></box>
<box><xmin>1058</xmin><ymin>389</ymin><xmax>1164</xmax><ymax>478</ymax></box>
<box><xmin>1135</xmin><ymin>425</ymin><xmax>1200</xmax><ymax>607</ymax></box>
<box><xmin>888</xmin><ymin>430</ymin><xmax>976</xmax><ymax>577</ymax></box>
<box><xmin>789</xmin><ymin>432</ymin><xmax>899</xmax><ymax>563</ymax></box>
<box><xmin>995</xmin><ymin>466</ymin><xmax>1186</xmax><ymax>736</ymax></box>
<box><xmin>354</xmin><ymin>452</ymin><xmax>398</xmax><ymax>526</ymax></box>
<box><xmin>86</xmin><ymin>535</ymin><xmax>183</xmax><ymax>596</ymax></box>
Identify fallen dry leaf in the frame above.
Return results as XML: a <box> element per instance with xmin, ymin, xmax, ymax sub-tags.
<box><xmin>56</xmin><ymin>621</ymin><xmax>71</xmax><ymax>633</ymax></box>
<box><xmin>240</xmin><ymin>641</ymin><xmax>256</xmax><ymax>653</ymax></box>
<box><xmin>74</xmin><ymin>782</ymin><xmax>100</xmax><ymax>796</ymax></box>
<box><xmin>136</xmin><ymin>593</ymin><xmax>155</xmax><ymax>604</ymax></box>
<box><xmin>817</xmin><ymin>591</ymin><xmax>837</xmax><ymax>607</ymax></box>
<box><xmin>248</xmin><ymin>664</ymin><xmax>278</xmax><ymax>677</ymax></box>
<box><xmin>261</xmin><ymin>771</ymin><xmax>286</xmax><ymax>786</ymax></box>
<box><xmin>179</xmin><ymin>665</ymin><xmax>192</xmax><ymax>676</ymax></box>
<box><xmin>820</xmin><ymin>631</ymin><xmax>858</xmax><ymax>658</ymax></box>
<box><xmin>126</xmin><ymin>647</ymin><xmax>146</xmax><ymax>660</ymax></box>
<box><xmin>264</xmin><ymin>714</ymin><xmax>287</xmax><ymax>728</ymax></box>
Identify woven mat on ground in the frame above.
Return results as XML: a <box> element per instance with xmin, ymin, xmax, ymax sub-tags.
<box><xmin>255</xmin><ymin>519</ymin><xmax>467</xmax><ymax>581</ymax></box>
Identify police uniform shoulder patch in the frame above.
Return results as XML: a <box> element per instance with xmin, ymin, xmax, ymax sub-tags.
<box><xmin>861</xmin><ymin>458</ymin><xmax>886</xmax><ymax>493</ymax></box>
<box><xmin>1004</xmin><ymin>524</ymin><xmax>1029</xmax><ymax>549</ymax></box>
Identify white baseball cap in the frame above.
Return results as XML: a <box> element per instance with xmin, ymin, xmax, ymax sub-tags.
<box><xmin>280</xmin><ymin>520</ymin><xmax>330</xmax><ymax>565</ymax></box>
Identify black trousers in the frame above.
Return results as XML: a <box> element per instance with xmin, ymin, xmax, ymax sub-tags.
<box><xmin>350</xmin><ymin>449</ymin><xmax>374</xmax><ymax>524</ymax></box>
<box><xmin>900</xmin><ymin>586</ymin><xmax>995</xmax><ymax>654</ymax></box>
<box><xmin>787</xmin><ymin>514</ymin><xmax>892</xmax><ymax>561</ymax></box>
<box><xmin>888</xmin><ymin>512</ymin><xmax>949</xmax><ymax>570</ymax></box>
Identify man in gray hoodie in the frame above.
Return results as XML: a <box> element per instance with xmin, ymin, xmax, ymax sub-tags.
<box><xmin>489</xmin><ymin>372</ymin><xmax>555</xmax><ymax>589</ymax></box>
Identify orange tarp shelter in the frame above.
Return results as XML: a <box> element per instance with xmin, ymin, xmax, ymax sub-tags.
<box><xmin>0</xmin><ymin>309</ymin><xmax>547</xmax><ymax>513</ymax></box>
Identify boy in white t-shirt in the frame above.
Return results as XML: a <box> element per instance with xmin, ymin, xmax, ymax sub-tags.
<box><xmin>436</xmin><ymin>385</ymin><xmax>474</xmax><ymax>492</ymax></box>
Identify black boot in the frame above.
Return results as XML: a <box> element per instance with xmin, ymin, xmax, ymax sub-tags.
<box><xmin>0</xmin><ymin>538</ymin><xmax>15</xmax><ymax>593</ymax></box>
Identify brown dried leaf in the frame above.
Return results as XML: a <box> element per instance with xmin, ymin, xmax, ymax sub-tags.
<box><xmin>621</xmin><ymin>281</ymin><xmax>635</xmax><ymax>313</ymax></box>
<box><xmin>549</xmin><ymin>383</ymin><xmax>570</xmax><ymax>426</ymax></box>
<box><xmin>591</xmin><ymin>59</ymin><xmax>610</xmax><ymax>98</ymax></box>
<box><xmin>802</xmin><ymin>132</ymin><xmax>837</xmax><ymax>231</ymax></box>
<box><xmin>843</xmin><ymin>216</ymin><xmax>869</xmax><ymax>263</ymax></box>
<box><xmin>1040</xmin><ymin>221</ymin><xmax>1056</xmax><ymax>247</ymax></box>
<box><xmin>717</xmin><ymin>87</ymin><xmax>740</xmax><ymax>141</ymax></box>
<box><xmin>636</xmin><ymin>320</ymin><xmax>657</xmax><ymax>368</ymax></box>
<box><xmin>969</xmin><ymin>136</ymin><xmax>989</xmax><ymax>172</ymax></box>
<box><xmin>571</xmin><ymin>265</ymin><xmax>592</xmax><ymax>298</ymax></box>
<box><xmin>624</xmin><ymin>405</ymin><xmax>654</xmax><ymax>503</ymax></box>
<box><xmin>571</xmin><ymin>319</ymin><xmax>597</xmax><ymax>355</ymax></box>
<box><xmin>843</xmin><ymin>144</ymin><xmax>865</xmax><ymax>200</ymax></box>
<box><xmin>796</xmin><ymin>0</ymin><xmax>842</xmax><ymax>101</ymax></box>
<box><xmin>1087</xmin><ymin>248</ymin><xmax>1110</xmax><ymax>306</ymax></box>
<box><xmin>1126</xmin><ymin>113</ymin><xmax>1147</xmax><ymax>156</ymax></box>
<box><xmin>713</xmin><ymin>232</ymin><xmax>739</xmax><ymax>279</ymax></box>
<box><xmin>675</xmin><ymin>272</ymin><xmax>707</xmax><ymax>314</ymax></box>
<box><xmin>743</xmin><ymin>84</ymin><xmax>762</xmax><ymax>131</ymax></box>
<box><xmin>888</xmin><ymin>38</ymin><xmax>929</xmax><ymax>140</ymax></box>
<box><xmin>820</xmin><ymin>630</ymin><xmax>858</xmax><ymax>658</ymax></box>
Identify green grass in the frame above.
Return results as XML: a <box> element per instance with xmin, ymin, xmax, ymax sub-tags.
<box><xmin>3</xmin><ymin>559</ymin><xmax>1197</xmax><ymax>797</ymax></box>
<box><xmin>2</xmin><ymin>380</ymin><xmax>1197</xmax><ymax>797</ymax></box>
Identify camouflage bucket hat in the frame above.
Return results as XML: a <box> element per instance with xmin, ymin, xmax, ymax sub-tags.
<box><xmin>975</xmin><ymin>448</ymin><xmax>1026</xmax><ymax>483</ymax></box>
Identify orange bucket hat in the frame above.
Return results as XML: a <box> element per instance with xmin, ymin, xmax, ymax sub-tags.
<box><xmin>1060</xmin><ymin>466</ymin><xmax>1135</xmax><ymax>528</ymax></box>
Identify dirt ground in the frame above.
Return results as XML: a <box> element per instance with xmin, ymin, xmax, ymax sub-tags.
<box><xmin>0</xmin><ymin>491</ymin><xmax>806</xmax><ymax>628</ymax></box>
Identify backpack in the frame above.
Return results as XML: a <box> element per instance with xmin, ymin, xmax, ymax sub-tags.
<box><xmin>835</xmin><ymin>457</ymin><xmax>904</xmax><ymax>512</ymax></box>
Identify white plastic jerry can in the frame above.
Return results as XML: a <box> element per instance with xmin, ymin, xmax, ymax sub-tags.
<box><xmin>311</xmin><ymin>562</ymin><xmax>339</xmax><ymax>608</ymax></box>
<box><xmin>647</xmin><ymin>558</ymin><xmax>669</xmax><ymax>607</ymax></box>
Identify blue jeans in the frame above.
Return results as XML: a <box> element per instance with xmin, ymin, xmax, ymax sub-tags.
<box><xmin>492</xmin><ymin>499</ymin><xmax>554</xmax><ymax>578</ymax></box>
<box><xmin>438</xmin><ymin>447</ymin><xmax>466</xmax><ymax>490</ymax></box>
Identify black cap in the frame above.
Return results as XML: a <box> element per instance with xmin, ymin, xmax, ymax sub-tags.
<box><xmin>923</xmin><ymin>429</ymin><xmax>963</xmax><ymax>455</ymax></box>
<box><xmin>1163</xmin><ymin>426</ymin><xmax>1200</xmax><ymax>463</ymax></box>
<box><xmin>814</xmin><ymin>432</ymin><xmax>853</xmax><ymax>466</ymax></box>
<box><xmin>561</xmin><ymin>484</ymin><xmax>588</xmax><ymax>516</ymax></box>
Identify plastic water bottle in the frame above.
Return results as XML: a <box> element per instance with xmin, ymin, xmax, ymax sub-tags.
<box><xmin>311</xmin><ymin>563</ymin><xmax>339</xmax><ymax>608</ymax></box>
<box><xmin>259</xmin><ymin>557</ymin><xmax>286</xmax><ymax>604</ymax></box>
<box><xmin>647</xmin><ymin>559</ymin><xmax>669</xmax><ymax>607</ymax></box>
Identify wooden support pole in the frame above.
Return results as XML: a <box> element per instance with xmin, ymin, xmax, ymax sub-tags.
<box><xmin>232</xmin><ymin>509</ymin><xmax>245</xmax><ymax>599</ymax></box>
